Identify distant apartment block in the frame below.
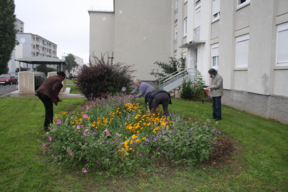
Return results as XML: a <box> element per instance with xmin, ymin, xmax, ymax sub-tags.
<box><xmin>14</xmin><ymin>18</ymin><xmax>24</xmax><ymax>33</ymax></box>
<box><xmin>9</xmin><ymin>33</ymin><xmax>58</xmax><ymax>72</ymax></box>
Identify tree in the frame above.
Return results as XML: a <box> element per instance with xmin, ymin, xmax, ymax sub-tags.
<box><xmin>0</xmin><ymin>0</ymin><xmax>18</xmax><ymax>74</ymax></box>
<box><xmin>65</xmin><ymin>54</ymin><xmax>78</xmax><ymax>73</ymax></box>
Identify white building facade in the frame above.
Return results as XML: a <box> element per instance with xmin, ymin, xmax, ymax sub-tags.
<box><xmin>89</xmin><ymin>0</ymin><xmax>288</xmax><ymax>124</ymax></box>
<box><xmin>8</xmin><ymin>33</ymin><xmax>58</xmax><ymax>72</ymax></box>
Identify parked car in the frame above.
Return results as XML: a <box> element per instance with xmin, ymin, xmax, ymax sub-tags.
<box><xmin>0</xmin><ymin>74</ymin><xmax>18</xmax><ymax>85</ymax></box>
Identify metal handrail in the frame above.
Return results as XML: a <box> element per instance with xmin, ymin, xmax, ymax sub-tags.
<box><xmin>158</xmin><ymin>70</ymin><xmax>179</xmax><ymax>83</ymax></box>
<box><xmin>159</xmin><ymin>69</ymin><xmax>187</xmax><ymax>86</ymax></box>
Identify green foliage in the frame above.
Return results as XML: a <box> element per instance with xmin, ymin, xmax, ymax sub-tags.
<box><xmin>180</xmin><ymin>70</ymin><xmax>205</xmax><ymax>100</ymax></box>
<box><xmin>15</xmin><ymin>67</ymin><xmax>29</xmax><ymax>72</ymax></box>
<box><xmin>150</xmin><ymin>57</ymin><xmax>186</xmax><ymax>84</ymax></box>
<box><xmin>0</xmin><ymin>0</ymin><xmax>18</xmax><ymax>74</ymax></box>
<box><xmin>35</xmin><ymin>65</ymin><xmax>57</xmax><ymax>75</ymax></box>
<box><xmin>180</xmin><ymin>77</ymin><xmax>194</xmax><ymax>100</ymax></box>
<box><xmin>42</xmin><ymin>94</ymin><xmax>218</xmax><ymax>174</ymax></box>
<box><xmin>65</xmin><ymin>53</ymin><xmax>78</xmax><ymax>73</ymax></box>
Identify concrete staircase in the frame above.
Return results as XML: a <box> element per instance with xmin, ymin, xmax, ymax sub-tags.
<box><xmin>158</xmin><ymin>68</ymin><xmax>197</xmax><ymax>98</ymax></box>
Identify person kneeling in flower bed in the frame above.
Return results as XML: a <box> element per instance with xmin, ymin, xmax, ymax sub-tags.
<box><xmin>129</xmin><ymin>78</ymin><xmax>172</xmax><ymax>116</ymax></box>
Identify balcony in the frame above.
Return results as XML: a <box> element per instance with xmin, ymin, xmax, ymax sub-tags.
<box><xmin>194</xmin><ymin>27</ymin><xmax>200</xmax><ymax>41</ymax></box>
<box><xmin>174</xmin><ymin>9</ymin><xmax>178</xmax><ymax>21</ymax></box>
<box><xmin>174</xmin><ymin>39</ymin><xmax>178</xmax><ymax>52</ymax></box>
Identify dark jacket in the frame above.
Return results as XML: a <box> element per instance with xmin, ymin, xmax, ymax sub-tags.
<box><xmin>145</xmin><ymin>89</ymin><xmax>172</xmax><ymax>109</ymax></box>
<box><xmin>36</xmin><ymin>75</ymin><xmax>63</xmax><ymax>105</ymax></box>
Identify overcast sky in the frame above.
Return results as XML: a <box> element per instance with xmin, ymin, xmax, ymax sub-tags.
<box><xmin>14</xmin><ymin>0</ymin><xmax>114</xmax><ymax>64</ymax></box>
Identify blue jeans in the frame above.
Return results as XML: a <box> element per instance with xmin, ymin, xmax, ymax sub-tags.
<box><xmin>212</xmin><ymin>96</ymin><xmax>222</xmax><ymax>119</ymax></box>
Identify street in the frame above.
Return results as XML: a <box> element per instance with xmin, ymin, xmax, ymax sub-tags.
<box><xmin>0</xmin><ymin>84</ymin><xmax>17</xmax><ymax>96</ymax></box>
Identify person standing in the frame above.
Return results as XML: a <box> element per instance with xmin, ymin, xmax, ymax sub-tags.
<box><xmin>204</xmin><ymin>68</ymin><xmax>223</xmax><ymax>121</ymax></box>
<box><xmin>36</xmin><ymin>71</ymin><xmax>66</xmax><ymax>131</ymax></box>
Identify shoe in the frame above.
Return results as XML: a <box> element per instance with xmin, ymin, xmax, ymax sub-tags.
<box><xmin>215</xmin><ymin>118</ymin><xmax>222</xmax><ymax>121</ymax></box>
<box><xmin>44</xmin><ymin>127</ymin><xmax>49</xmax><ymax>132</ymax></box>
<box><xmin>210</xmin><ymin>117</ymin><xmax>216</xmax><ymax>119</ymax></box>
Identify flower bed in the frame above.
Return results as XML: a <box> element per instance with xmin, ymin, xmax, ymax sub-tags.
<box><xmin>41</xmin><ymin>94</ymin><xmax>220</xmax><ymax>173</ymax></box>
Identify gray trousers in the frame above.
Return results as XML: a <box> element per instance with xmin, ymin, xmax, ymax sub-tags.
<box><xmin>150</xmin><ymin>92</ymin><xmax>170</xmax><ymax>116</ymax></box>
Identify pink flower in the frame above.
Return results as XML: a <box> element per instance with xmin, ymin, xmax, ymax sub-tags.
<box><xmin>56</xmin><ymin>120</ymin><xmax>61</xmax><ymax>124</ymax></box>
<box><xmin>42</xmin><ymin>143</ymin><xmax>46</xmax><ymax>147</ymax></box>
<box><xmin>70</xmin><ymin>151</ymin><xmax>73</xmax><ymax>156</ymax></box>
<box><xmin>83</xmin><ymin>114</ymin><xmax>88</xmax><ymax>119</ymax></box>
<box><xmin>105</xmin><ymin>129</ymin><xmax>110</xmax><ymax>135</ymax></box>
<box><xmin>83</xmin><ymin>132</ymin><xmax>87</xmax><ymax>136</ymax></box>
<box><xmin>44</xmin><ymin>150</ymin><xmax>46</xmax><ymax>153</ymax></box>
<box><xmin>82</xmin><ymin>169</ymin><xmax>87</xmax><ymax>173</ymax></box>
<box><xmin>71</xmin><ymin>117</ymin><xmax>73</xmax><ymax>119</ymax></box>
<box><xmin>48</xmin><ymin>137</ymin><xmax>52</xmax><ymax>141</ymax></box>
<box><xmin>85</xmin><ymin>129</ymin><xmax>89</xmax><ymax>132</ymax></box>
<box><xmin>77</xmin><ymin>125</ymin><xmax>80</xmax><ymax>130</ymax></box>
<box><xmin>96</xmin><ymin>161</ymin><xmax>99</xmax><ymax>164</ymax></box>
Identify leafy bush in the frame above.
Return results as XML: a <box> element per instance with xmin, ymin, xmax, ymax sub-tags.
<box><xmin>180</xmin><ymin>70</ymin><xmax>205</xmax><ymax>100</ymax></box>
<box><xmin>75</xmin><ymin>53</ymin><xmax>135</xmax><ymax>99</ymax></box>
<box><xmin>150</xmin><ymin>57</ymin><xmax>186</xmax><ymax>84</ymax></box>
<box><xmin>181</xmin><ymin>77</ymin><xmax>194</xmax><ymax>100</ymax></box>
<box><xmin>41</xmin><ymin>94</ymin><xmax>220</xmax><ymax>174</ymax></box>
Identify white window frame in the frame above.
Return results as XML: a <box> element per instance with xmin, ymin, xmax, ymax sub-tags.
<box><xmin>212</xmin><ymin>0</ymin><xmax>220</xmax><ymax>22</ymax></box>
<box><xmin>235</xmin><ymin>34</ymin><xmax>249</xmax><ymax>68</ymax></box>
<box><xmin>184</xmin><ymin>18</ymin><xmax>187</xmax><ymax>37</ymax></box>
<box><xmin>211</xmin><ymin>43</ymin><xmax>219</xmax><ymax>69</ymax></box>
<box><xmin>276</xmin><ymin>22</ymin><xmax>288</xmax><ymax>67</ymax></box>
<box><xmin>182</xmin><ymin>52</ymin><xmax>187</xmax><ymax>68</ymax></box>
<box><xmin>237</xmin><ymin>0</ymin><xmax>250</xmax><ymax>9</ymax></box>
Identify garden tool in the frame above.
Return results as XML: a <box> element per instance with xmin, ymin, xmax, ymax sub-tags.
<box><xmin>202</xmin><ymin>89</ymin><xmax>211</xmax><ymax>104</ymax></box>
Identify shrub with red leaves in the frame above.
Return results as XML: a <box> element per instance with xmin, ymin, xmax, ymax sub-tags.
<box><xmin>75</xmin><ymin>53</ymin><xmax>135</xmax><ymax>99</ymax></box>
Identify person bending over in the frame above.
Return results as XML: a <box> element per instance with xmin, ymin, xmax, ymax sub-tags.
<box><xmin>36</xmin><ymin>71</ymin><xmax>66</xmax><ymax>131</ymax></box>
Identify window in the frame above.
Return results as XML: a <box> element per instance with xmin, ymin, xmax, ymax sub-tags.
<box><xmin>237</xmin><ymin>0</ymin><xmax>250</xmax><ymax>8</ymax></box>
<box><xmin>211</xmin><ymin>43</ymin><xmax>219</xmax><ymax>68</ymax></box>
<box><xmin>276</xmin><ymin>22</ymin><xmax>288</xmax><ymax>66</ymax></box>
<box><xmin>235</xmin><ymin>34</ymin><xmax>249</xmax><ymax>68</ymax></box>
<box><xmin>184</xmin><ymin>18</ymin><xmax>187</xmax><ymax>36</ymax></box>
<box><xmin>175</xmin><ymin>26</ymin><xmax>178</xmax><ymax>40</ymax></box>
<box><xmin>212</xmin><ymin>0</ymin><xmax>220</xmax><ymax>22</ymax></box>
<box><xmin>195</xmin><ymin>7</ymin><xmax>201</xmax><ymax>29</ymax></box>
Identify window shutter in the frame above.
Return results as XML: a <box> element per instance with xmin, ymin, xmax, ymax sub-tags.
<box><xmin>195</xmin><ymin>9</ymin><xmax>201</xmax><ymax>28</ymax></box>
<box><xmin>277</xmin><ymin>29</ymin><xmax>288</xmax><ymax>63</ymax></box>
<box><xmin>235</xmin><ymin>39</ymin><xmax>249</xmax><ymax>67</ymax></box>
<box><xmin>211</xmin><ymin>47</ymin><xmax>219</xmax><ymax>57</ymax></box>
<box><xmin>212</xmin><ymin>0</ymin><xmax>220</xmax><ymax>15</ymax></box>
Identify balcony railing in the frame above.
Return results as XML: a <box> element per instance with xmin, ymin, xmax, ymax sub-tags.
<box><xmin>174</xmin><ymin>39</ymin><xmax>178</xmax><ymax>52</ymax></box>
<box><xmin>194</xmin><ymin>26</ymin><xmax>200</xmax><ymax>41</ymax></box>
<box><xmin>174</xmin><ymin>9</ymin><xmax>178</xmax><ymax>21</ymax></box>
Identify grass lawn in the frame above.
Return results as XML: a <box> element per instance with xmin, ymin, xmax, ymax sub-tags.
<box><xmin>0</xmin><ymin>97</ymin><xmax>287</xmax><ymax>192</ymax></box>
<box><xmin>66</xmin><ymin>79</ymin><xmax>75</xmax><ymax>85</ymax></box>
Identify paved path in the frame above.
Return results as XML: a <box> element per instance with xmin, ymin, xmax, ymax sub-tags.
<box><xmin>0</xmin><ymin>84</ymin><xmax>17</xmax><ymax>96</ymax></box>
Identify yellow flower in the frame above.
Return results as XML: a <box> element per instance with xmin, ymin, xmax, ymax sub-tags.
<box><xmin>143</xmin><ymin>123</ymin><xmax>146</xmax><ymax>125</ymax></box>
<box><xmin>142</xmin><ymin>137</ymin><xmax>146</xmax><ymax>140</ymax></box>
<box><xmin>137</xmin><ymin>130</ymin><xmax>140</xmax><ymax>133</ymax></box>
<box><xmin>125</xmin><ymin>136</ymin><xmax>127</xmax><ymax>139</ymax></box>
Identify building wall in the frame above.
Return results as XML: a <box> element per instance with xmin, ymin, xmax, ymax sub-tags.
<box><xmin>89</xmin><ymin>12</ymin><xmax>115</xmax><ymax>59</ymax></box>
<box><xmin>114</xmin><ymin>0</ymin><xmax>173</xmax><ymax>81</ymax></box>
<box><xmin>89</xmin><ymin>0</ymin><xmax>173</xmax><ymax>81</ymax></box>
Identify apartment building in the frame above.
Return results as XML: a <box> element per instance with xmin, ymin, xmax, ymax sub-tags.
<box><xmin>88</xmin><ymin>0</ymin><xmax>173</xmax><ymax>81</ymax></box>
<box><xmin>89</xmin><ymin>0</ymin><xmax>288</xmax><ymax>123</ymax></box>
<box><xmin>8</xmin><ymin>33</ymin><xmax>58</xmax><ymax>72</ymax></box>
<box><xmin>14</xmin><ymin>18</ymin><xmax>24</xmax><ymax>33</ymax></box>
<box><xmin>173</xmin><ymin>0</ymin><xmax>288</xmax><ymax>123</ymax></box>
